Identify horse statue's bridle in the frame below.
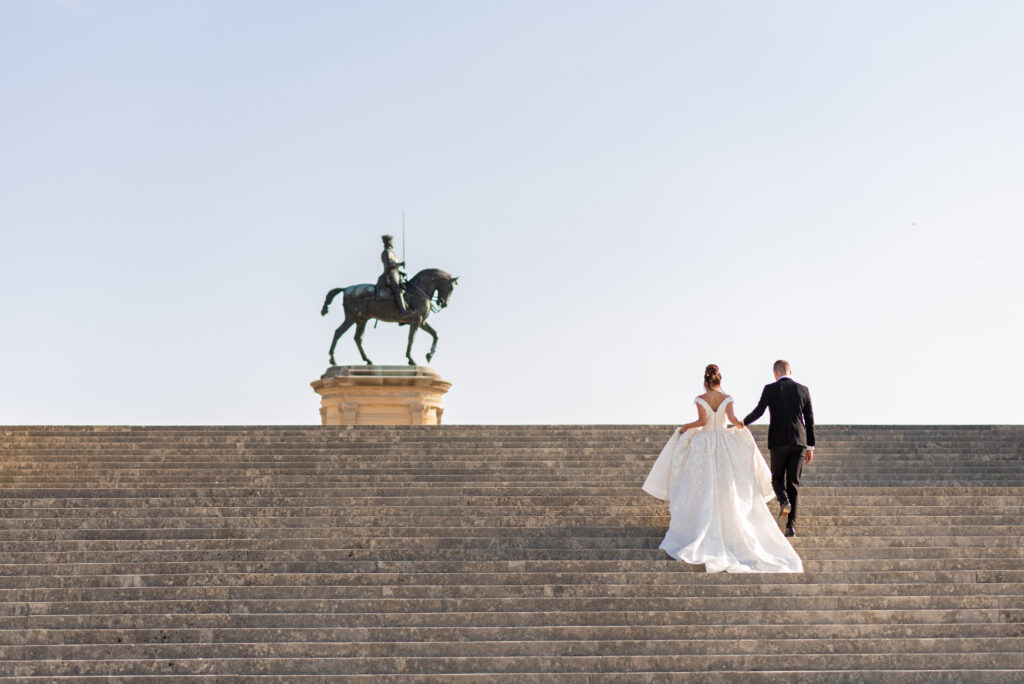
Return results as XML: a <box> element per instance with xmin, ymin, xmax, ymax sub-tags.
<box><xmin>408</xmin><ymin>281</ymin><xmax>445</xmax><ymax>313</ymax></box>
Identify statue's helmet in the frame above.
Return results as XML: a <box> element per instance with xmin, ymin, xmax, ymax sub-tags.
<box><xmin>381</xmin><ymin>234</ymin><xmax>394</xmax><ymax>244</ymax></box>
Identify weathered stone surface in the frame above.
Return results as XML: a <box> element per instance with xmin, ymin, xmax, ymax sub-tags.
<box><xmin>0</xmin><ymin>425</ymin><xmax>1021</xmax><ymax>680</ymax></box>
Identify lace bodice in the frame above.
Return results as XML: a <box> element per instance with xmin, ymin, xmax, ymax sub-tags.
<box><xmin>695</xmin><ymin>396</ymin><xmax>733</xmax><ymax>431</ymax></box>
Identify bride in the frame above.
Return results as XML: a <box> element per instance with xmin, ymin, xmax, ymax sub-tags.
<box><xmin>643</xmin><ymin>364</ymin><xmax>803</xmax><ymax>573</ymax></box>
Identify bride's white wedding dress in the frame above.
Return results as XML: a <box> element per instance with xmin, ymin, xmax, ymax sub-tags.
<box><xmin>643</xmin><ymin>396</ymin><xmax>803</xmax><ymax>573</ymax></box>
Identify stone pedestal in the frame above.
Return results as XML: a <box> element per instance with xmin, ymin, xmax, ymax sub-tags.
<box><xmin>311</xmin><ymin>365</ymin><xmax>452</xmax><ymax>425</ymax></box>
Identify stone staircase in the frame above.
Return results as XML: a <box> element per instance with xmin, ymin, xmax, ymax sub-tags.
<box><xmin>0</xmin><ymin>425</ymin><xmax>1021</xmax><ymax>682</ymax></box>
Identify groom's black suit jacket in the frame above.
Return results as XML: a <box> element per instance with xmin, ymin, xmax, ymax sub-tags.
<box><xmin>743</xmin><ymin>377</ymin><xmax>815</xmax><ymax>450</ymax></box>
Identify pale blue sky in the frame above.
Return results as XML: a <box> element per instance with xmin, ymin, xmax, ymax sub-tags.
<box><xmin>1</xmin><ymin>1</ymin><xmax>1021</xmax><ymax>425</ymax></box>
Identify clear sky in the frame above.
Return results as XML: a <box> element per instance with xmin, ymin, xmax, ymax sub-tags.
<box><xmin>2</xmin><ymin>1</ymin><xmax>1021</xmax><ymax>425</ymax></box>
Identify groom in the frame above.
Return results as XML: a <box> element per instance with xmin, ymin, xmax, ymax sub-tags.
<box><xmin>742</xmin><ymin>360</ymin><xmax>815</xmax><ymax>538</ymax></box>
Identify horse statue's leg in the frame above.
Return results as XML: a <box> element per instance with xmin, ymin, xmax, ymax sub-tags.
<box><xmin>405</xmin><ymin>321</ymin><xmax>420</xmax><ymax>366</ymax></box>
<box><xmin>420</xmin><ymin>321</ymin><xmax>439</xmax><ymax>363</ymax></box>
<box><xmin>328</xmin><ymin>319</ymin><xmax>354</xmax><ymax>366</ymax></box>
<box><xmin>353</xmin><ymin>321</ymin><xmax>373</xmax><ymax>365</ymax></box>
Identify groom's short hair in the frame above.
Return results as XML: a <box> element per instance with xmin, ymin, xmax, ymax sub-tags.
<box><xmin>773</xmin><ymin>360</ymin><xmax>791</xmax><ymax>375</ymax></box>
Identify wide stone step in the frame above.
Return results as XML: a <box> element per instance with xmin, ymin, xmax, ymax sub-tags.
<box><xmin>8</xmin><ymin>449</ymin><xmax>1017</xmax><ymax>459</ymax></box>
<box><xmin>2</xmin><ymin>485</ymin><xmax>1021</xmax><ymax>500</ymax></box>
<box><xmin>6</xmin><ymin>593</ymin><xmax>1023</xmax><ymax>617</ymax></box>
<box><xmin>2</xmin><ymin>448</ymin><xmax>1020</xmax><ymax>458</ymax></box>
<box><xmin>0</xmin><ymin>490</ymin><xmax>1017</xmax><ymax>502</ymax></box>
<box><xmin>2</xmin><ymin>559</ymin><xmax>1024</xmax><ymax>577</ymax></box>
<box><xmin>1</xmin><ymin>424</ymin><xmax>1017</xmax><ymax>433</ymax></box>
<box><xmin>3</xmin><ymin>512</ymin><xmax>1021</xmax><ymax>529</ymax></box>
<box><xmin>4</xmin><ymin>445</ymin><xmax>1017</xmax><ymax>454</ymax></box>
<box><xmin>2</xmin><ymin>448</ymin><xmax>1018</xmax><ymax>458</ymax></box>
<box><xmin>5</xmin><ymin>479</ymin><xmax>1024</xmax><ymax>490</ymax></box>
<box><xmin>5</xmin><ymin>448</ymin><xmax>1020</xmax><ymax>458</ymax></box>
<box><xmin>1</xmin><ymin>534</ymin><xmax>1020</xmax><ymax>552</ymax></box>
<box><xmin>0</xmin><ymin>671</ymin><xmax>1016</xmax><ymax>683</ymax></box>
<box><xmin>10</xmin><ymin>470</ymin><xmax>1015</xmax><ymax>480</ymax></box>
<box><xmin>0</xmin><ymin>491</ymin><xmax>1020</xmax><ymax>505</ymax></box>
<box><xmin>13</xmin><ymin>434</ymin><xmax>1006</xmax><ymax>442</ymax></box>
<box><xmin>4</xmin><ymin>568</ymin><xmax>1021</xmax><ymax>589</ymax></box>
<box><xmin>3</xmin><ymin>423</ymin><xmax>1016</xmax><ymax>431</ymax></box>
<box><xmin>3</xmin><ymin>468</ymin><xmax>1022</xmax><ymax>482</ymax></box>
<box><xmin>1</xmin><ymin>502</ymin><xmax>1021</xmax><ymax>518</ymax></box>
<box><xmin>2</xmin><ymin>525</ymin><xmax>1022</xmax><ymax>544</ymax></box>
<box><xmin>3</xmin><ymin>458</ymin><xmax>1006</xmax><ymax>468</ymax></box>
<box><xmin>2</xmin><ymin>606</ymin><xmax>1021</xmax><ymax>631</ymax></box>
<box><xmin>8</xmin><ymin>474</ymin><xmax>1016</xmax><ymax>485</ymax></box>
<box><xmin>9</xmin><ymin>622</ymin><xmax>1022</xmax><ymax>645</ymax></box>
<box><xmin>1</xmin><ymin>526</ymin><xmax>1021</xmax><ymax>544</ymax></box>
<box><xmin>2</xmin><ymin>652</ymin><xmax>1024</xmax><ymax>676</ymax></box>
<box><xmin>1</xmin><ymin>582</ymin><xmax>1022</xmax><ymax>605</ymax></box>
<box><xmin>1</xmin><ymin>546</ymin><xmax>1022</xmax><ymax>564</ymax></box>
<box><xmin>2</xmin><ymin>635</ymin><xmax>1023</xmax><ymax>659</ymax></box>
<box><xmin>2</xmin><ymin>442</ymin><xmax>1018</xmax><ymax>451</ymax></box>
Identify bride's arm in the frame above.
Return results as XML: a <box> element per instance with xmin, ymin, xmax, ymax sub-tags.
<box><xmin>678</xmin><ymin>403</ymin><xmax>708</xmax><ymax>433</ymax></box>
<box><xmin>726</xmin><ymin>402</ymin><xmax>744</xmax><ymax>428</ymax></box>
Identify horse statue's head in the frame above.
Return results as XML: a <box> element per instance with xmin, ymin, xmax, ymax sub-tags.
<box><xmin>435</xmin><ymin>273</ymin><xmax>459</xmax><ymax>308</ymax></box>
<box><xmin>409</xmin><ymin>269</ymin><xmax>458</xmax><ymax>309</ymax></box>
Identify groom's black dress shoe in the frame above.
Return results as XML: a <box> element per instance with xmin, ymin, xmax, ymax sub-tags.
<box><xmin>779</xmin><ymin>501</ymin><xmax>791</xmax><ymax>519</ymax></box>
<box><xmin>785</xmin><ymin>525</ymin><xmax>796</xmax><ymax>538</ymax></box>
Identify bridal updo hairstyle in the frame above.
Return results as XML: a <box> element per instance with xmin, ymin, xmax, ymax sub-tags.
<box><xmin>704</xmin><ymin>364</ymin><xmax>722</xmax><ymax>389</ymax></box>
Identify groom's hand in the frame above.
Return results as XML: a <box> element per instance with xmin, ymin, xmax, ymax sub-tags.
<box><xmin>804</xmin><ymin>448</ymin><xmax>814</xmax><ymax>464</ymax></box>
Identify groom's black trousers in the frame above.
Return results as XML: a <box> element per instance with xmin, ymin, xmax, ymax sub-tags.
<box><xmin>770</xmin><ymin>444</ymin><xmax>805</xmax><ymax>526</ymax></box>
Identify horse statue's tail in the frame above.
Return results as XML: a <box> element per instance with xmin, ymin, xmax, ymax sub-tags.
<box><xmin>321</xmin><ymin>287</ymin><xmax>345</xmax><ymax>316</ymax></box>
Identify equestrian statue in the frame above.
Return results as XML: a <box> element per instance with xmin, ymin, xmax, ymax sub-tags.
<box><xmin>320</xmin><ymin>234</ymin><xmax>458</xmax><ymax>366</ymax></box>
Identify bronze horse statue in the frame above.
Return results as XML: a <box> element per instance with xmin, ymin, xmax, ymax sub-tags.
<box><xmin>321</xmin><ymin>268</ymin><xmax>458</xmax><ymax>366</ymax></box>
